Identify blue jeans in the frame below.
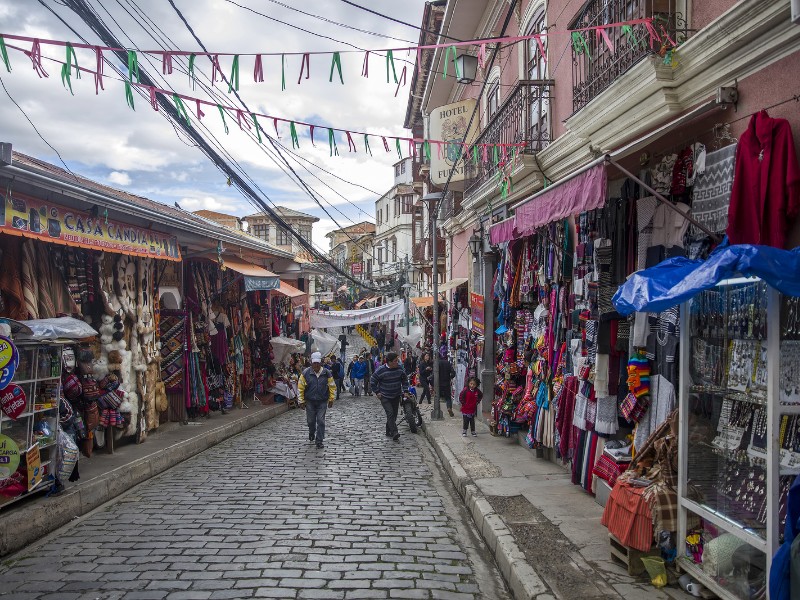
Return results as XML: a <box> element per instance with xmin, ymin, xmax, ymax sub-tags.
<box><xmin>306</xmin><ymin>402</ymin><xmax>327</xmax><ymax>443</ymax></box>
<box><xmin>353</xmin><ymin>378</ymin><xmax>364</xmax><ymax>397</ymax></box>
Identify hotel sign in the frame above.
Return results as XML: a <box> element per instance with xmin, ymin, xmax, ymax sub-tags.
<box><xmin>429</xmin><ymin>99</ymin><xmax>479</xmax><ymax>186</ymax></box>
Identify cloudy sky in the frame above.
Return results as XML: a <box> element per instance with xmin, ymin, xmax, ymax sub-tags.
<box><xmin>0</xmin><ymin>0</ymin><xmax>428</xmax><ymax>252</ymax></box>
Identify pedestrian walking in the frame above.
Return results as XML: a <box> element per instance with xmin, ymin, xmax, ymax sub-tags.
<box><xmin>402</xmin><ymin>349</ymin><xmax>416</xmax><ymax>378</ymax></box>
<box><xmin>459</xmin><ymin>377</ymin><xmax>482</xmax><ymax>437</ymax></box>
<box><xmin>364</xmin><ymin>352</ymin><xmax>375</xmax><ymax>396</ymax></box>
<box><xmin>417</xmin><ymin>351</ymin><xmax>434</xmax><ymax>405</ymax></box>
<box><xmin>376</xmin><ymin>326</ymin><xmax>386</xmax><ymax>353</ymax></box>
<box><xmin>370</xmin><ymin>351</ymin><xmax>409</xmax><ymax>442</ymax></box>
<box><xmin>298</xmin><ymin>352</ymin><xmax>335</xmax><ymax>449</ymax></box>
<box><xmin>438</xmin><ymin>354</ymin><xmax>455</xmax><ymax>416</ymax></box>
<box><xmin>331</xmin><ymin>356</ymin><xmax>344</xmax><ymax>400</ymax></box>
<box><xmin>338</xmin><ymin>333</ymin><xmax>349</xmax><ymax>364</ymax></box>
<box><xmin>351</xmin><ymin>355</ymin><xmax>367</xmax><ymax>397</ymax></box>
<box><xmin>346</xmin><ymin>356</ymin><xmax>357</xmax><ymax>393</ymax></box>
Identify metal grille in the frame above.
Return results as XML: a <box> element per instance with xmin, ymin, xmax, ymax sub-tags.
<box><xmin>570</xmin><ymin>0</ymin><xmax>687</xmax><ymax>113</ymax></box>
<box><xmin>465</xmin><ymin>81</ymin><xmax>552</xmax><ymax>195</ymax></box>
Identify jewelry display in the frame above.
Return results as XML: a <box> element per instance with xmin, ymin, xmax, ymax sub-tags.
<box><xmin>780</xmin><ymin>341</ymin><xmax>800</xmax><ymax>405</ymax></box>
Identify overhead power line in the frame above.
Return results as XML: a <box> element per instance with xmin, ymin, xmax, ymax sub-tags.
<box><xmin>338</xmin><ymin>0</ymin><xmax>463</xmax><ymax>43</ymax></box>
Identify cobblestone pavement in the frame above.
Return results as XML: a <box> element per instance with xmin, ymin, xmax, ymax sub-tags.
<box><xmin>0</xmin><ymin>395</ymin><xmax>510</xmax><ymax>600</ymax></box>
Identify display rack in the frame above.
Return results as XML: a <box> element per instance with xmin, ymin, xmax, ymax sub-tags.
<box><xmin>0</xmin><ymin>342</ymin><xmax>62</xmax><ymax>508</ymax></box>
<box><xmin>677</xmin><ymin>278</ymin><xmax>795</xmax><ymax>599</ymax></box>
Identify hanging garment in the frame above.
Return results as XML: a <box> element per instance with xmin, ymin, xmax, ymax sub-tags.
<box><xmin>727</xmin><ymin>110</ymin><xmax>800</xmax><ymax>248</ymax></box>
<box><xmin>689</xmin><ymin>143</ymin><xmax>737</xmax><ymax>237</ymax></box>
<box><xmin>633</xmin><ymin>374</ymin><xmax>675</xmax><ymax>452</ymax></box>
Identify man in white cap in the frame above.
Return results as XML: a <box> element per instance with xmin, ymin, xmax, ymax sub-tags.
<box><xmin>298</xmin><ymin>351</ymin><xmax>336</xmax><ymax>449</ymax></box>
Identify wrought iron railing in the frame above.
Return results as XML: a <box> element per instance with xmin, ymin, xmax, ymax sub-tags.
<box><xmin>464</xmin><ymin>81</ymin><xmax>552</xmax><ymax>195</ymax></box>
<box><xmin>570</xmin><ymin>0</ymin><xmax>687</xmax><ymax>113</ymax></box>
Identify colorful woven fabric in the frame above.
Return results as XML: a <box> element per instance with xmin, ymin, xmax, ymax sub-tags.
<box><xmin>601</xmin><ymin>482</ymin><xmax>654</xmax><ymax>552</ymax></box>
<box><xmin>592</xmin><ymin>453</ymin><xmax>630</xmax><ymax>488</ymax></box>
<box><xmin>621</xmin><ymin>391</ymin><xmax>650</xmax><ymax>424</ymax></box>
<box><xmin>626</xmin><ymin>352</ymin><xmax>650</xmax><ymax>397</ymax></box>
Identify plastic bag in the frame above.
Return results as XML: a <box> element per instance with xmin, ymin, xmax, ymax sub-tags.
<box><xmin>57</xmin><ymin>425</ymin><xmax>79</xmax><ymax>483</ymax></box>
<box><xmin>641</xmin><ymin>556</ymin><xmax>667</xmax><ymax>588</ymax></box>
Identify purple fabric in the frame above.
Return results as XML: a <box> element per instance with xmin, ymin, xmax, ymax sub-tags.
<box><xmin>515</xmin><ymin>165</ymin><xmax>607</xmax><ymax>236</ymax></box>
<box><xmin>489</xmin><ymin>217</ymin><xmax>517</xmax><ymax>245</ymax></box>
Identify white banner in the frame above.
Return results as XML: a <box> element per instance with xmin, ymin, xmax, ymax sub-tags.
<box><xmin>270</xmin><ymin>336</ymin><xmax>306</xmax><ymax>364</ymax></box>
<box><xmin>310</xmin><ymin>328</ymin><xmax>340</xmax><ymax>356</ymax></box>
<box><xmin>396</xmin><ymin>325</ymin><xmax>424</xmax><ymax>351</ymax></box>
<box><xmin>310</xmin><ymin>301</ymin><xmax>405</xmax><ymax>329</ymax></box>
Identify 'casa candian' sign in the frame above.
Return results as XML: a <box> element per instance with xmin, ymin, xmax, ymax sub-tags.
<box><xmin>428</xmin><ymin>99</ymin><xmax>479</xmax><ymax>186</ymax></box>
<box><xmin>1</xmin><ymin>191</ymin><xmax>181</xmax><ymax>261</ymax></box>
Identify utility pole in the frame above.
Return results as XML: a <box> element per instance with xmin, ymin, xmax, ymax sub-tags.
<box><xmin>404</xmin><ymin>255</ymin><xmax>410</xmax><ymax>336</ymax></box>
<box><xmin>426</xmin><ymin>192</ymin><xmax>444</xmax><ymax>421</ymax></box>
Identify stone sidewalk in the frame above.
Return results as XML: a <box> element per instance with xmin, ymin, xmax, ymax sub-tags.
<box><xmin>0</xmin><ymin>401</ymin><xmax>288</xmax><ymax>558</ymax></box>
<box><xmin>419</xmin><ymin>405</ymin><xmax>693</xmax><ymax>600</ymax></box>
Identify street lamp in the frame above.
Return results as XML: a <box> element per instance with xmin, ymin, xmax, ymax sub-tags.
<box><xmin>455</xmin><ymin>53</ymin><xmax>478</xmax><ymax>85</ymax></box>
<box><xmin>423</xmin><ymin>192</ymin><xmax>444</xmax><ymax>420</ymax></box>
<box><xmin>468</xmin><ymin>230</ymin><xmax>482</xmax><ymax>260</ymax></box>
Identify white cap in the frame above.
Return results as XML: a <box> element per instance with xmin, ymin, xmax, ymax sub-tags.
<box><xmin>311</xmin><ymin>352</ymin><xmax>322</xmax><ymax>363</ymax></box>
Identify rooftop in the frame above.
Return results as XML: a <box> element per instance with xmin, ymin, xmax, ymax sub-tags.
<box><xmin>325</xmin><ymin>221</ymin><xmax>377</xmax><ymax>237</ymax></box>
<box><xmin>244</xmin><ymin>206</ymin><xmax>319</xmax><ymax>222</ymax></box>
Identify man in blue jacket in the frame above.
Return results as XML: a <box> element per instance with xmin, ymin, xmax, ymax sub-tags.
<box><xmin>350</xmin><ymin>355</ymin><xmax>367</xmax><ymax>397</ymax></box>
<box><xmin>298</xmin><ymin>352</ymin><xmax>335</xmax><ymax>449</ymax></box>
<box><xmin>370</xmin><ymin>351</ymin><xmax>409</xmax><ymax>442</ymax></box>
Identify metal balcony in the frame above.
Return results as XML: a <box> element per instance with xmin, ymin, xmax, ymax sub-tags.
<box><xmin>570</xmin><ymin>0</ymin><xmax>688</xmax><ymax>113</ymax></box>
<box><xmin>464</xmin><ymin>81</ymin><xmax>552</xmax><ymax>195</ymax></box>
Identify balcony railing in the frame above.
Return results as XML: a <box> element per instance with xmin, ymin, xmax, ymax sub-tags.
<box><xmin>464</xmin><ymin>81</ymin><xmax>552</xmax><ymax>195</ymax></box>
<box><xmin>570</xmin><ymin>0</ymin><xmax>687</xmax><ymax>113</ymax></box>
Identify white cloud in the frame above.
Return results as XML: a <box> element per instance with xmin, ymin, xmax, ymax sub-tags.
<box><xmin>107</xmin><ymin>171</ymin><xmax>132</xmax><ymax>186</ymax></box>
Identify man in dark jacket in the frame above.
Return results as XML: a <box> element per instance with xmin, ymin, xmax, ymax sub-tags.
<box><xmin>338</xmin><ymin>334</ymin><xmax>349</xmax><ymax>364</ymax></box>
<box><xmin>298</xmin><ymin>352</ymin><xmax>336</xmax><ymax>449</ymax></box>
<box><xmin>417</xmin><ymin>351</ymin><xmax>434</xmax><ymax>405</ymax></box>
<box><xmin>330</xmin><ymin>356</ymin><xmax>344</xmax><ymax>400</ymax></box>
<box><xmin>375</xmin><ymin>326</ymin><xmax>386</xmax><ymax>353</ymax></box>
<box><xmin>370</xmin><ymin>352</ymin><xmax>408</xmax><ymax>441</ymax></box>
<box><xmin>438</xmin><ymin>355</ymin><xmax>456</xmax><ymax>417</ymax></box>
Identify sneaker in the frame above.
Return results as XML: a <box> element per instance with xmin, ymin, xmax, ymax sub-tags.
<box><xmin>462</xmin><ymin>431</ymin><xmax>467</xmax><ymax>437</ymax></box>
<box><xmin>316</xmin><ymin>442</ymin><xmax>324</xmax><ymax>449</ymax></box>
<box><xmin>472</xmin><ymin>432</ymin><xmax>478</xmax><ymax>437</ymax></box>
<box><xmin>448</xmin><ymin>408</ymin><xmax>454</xmax><ymax>417</ymax></box>
<box><xmin>393</xmin><ymin>433</ymin><xmax>401</xmax><ymax>441</ymax></box>
<box><xmin>309</xmin><ymin>431</ymin><xmax>315</xmax><ymax>442</ymax></box>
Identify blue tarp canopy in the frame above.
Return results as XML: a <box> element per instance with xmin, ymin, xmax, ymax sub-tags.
<box><xmin>612</xmin><ymin>242</ymin><xmax>800</xmax><ymax>316</ymax></box>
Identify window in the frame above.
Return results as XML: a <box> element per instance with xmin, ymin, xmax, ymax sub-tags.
<box><xmin>377</xmin><ymin>209</ymin><xmax>381</xmax><ymax>226</ymax></box>
<box><xmin>394</xmin><ymin>197</ymin><xmax>400</xmax><ymax>217</ymax></box>
<box><xmin>402</xmin><ymin>195</ymin><xmax>414</xmax><ymax>214</ymax></box>
<box><xmin>526</xmin><ymin>7</ymin><xmax>549</xmax><ymax>149</ymax></box>
<box><xmin>251</xmin><ymin>223</ymin><xmax>269</xmax><ymax>242</ymax></box>
<box><xmin>298</xmin><ymin>226</ymin><xmax>312</xmax><ymax>242</ymax></box>
<box><xmin>400</xmin><ymin>160</ymin><xmax>406</xmax><ymax>174</ymax></box>
<box><xmin>395</xmin><ymin>164</ymin><xmax>401</xmax><ymax>177</ymax></box>
<box><xmin>392</xmin><ymin>239</ymin><xmax>397</xmax><ymax>262</ymax></box>
<box><xmin>487</xmin><ymin>80</ymin><xmax>500</xmax><ymax>119</ymax></box>
<box><xmin>377</xmin><ymin>247</ymin><xmax>382</xmax><ymax>264</ymax></box>
<box><xmin>276</xmin><ymin>227</ymin><xmax>291</xmax><ymax>246</ymax></box>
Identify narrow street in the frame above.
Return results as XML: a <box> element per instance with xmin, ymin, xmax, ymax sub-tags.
<box><xmin>0</xmin><ymin>395</ymin><xmax>510</xmax><ymax>600</ymax></box>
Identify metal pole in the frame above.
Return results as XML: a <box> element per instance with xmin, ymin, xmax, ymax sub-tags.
<box><xmin>429</xmin><ymin>193</ymin><xmax>444</xmax><ymax>420</ymax></box>
<box><xmin>405</xmin><ymin>256</ymin><xmax>410</xmax><ymax>336</ymax></box>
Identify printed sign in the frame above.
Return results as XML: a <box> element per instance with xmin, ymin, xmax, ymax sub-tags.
<box><xmin>429</xmin><ymin>99</ymin><xmax>479</xmax><ymax>187</ymax></box>
<box><xmin>0</xmin><ymin>384</ymin><xmax>26</xmax><ymax>420</ymax></box>
<box><xmin>0</xmin><ymin>435</ymin><xmax>20</xmax><ymax>479</ymax></box>
<box><xmin>0</xmin><ymin>337</ymin><xmax>18</xmax><ymax>389</ymax></box>
<box><xmin>351</xmin><ymin>263</ymin><xmax>363</xmax><ymax>275</ymax></box>
<box><xmin>26</xmin><ymin>443</ymin><xmax>42</xmax><ymax>491</ymax></box>
<box><xmin>471</xmin><ymin>293</ymin><xmax>484</xmax><ymax>334</ymax></box>
<box><xmin>1</xmin><ymin>192</ymin><xmax>181</xmax><ymax>261</ymax></box>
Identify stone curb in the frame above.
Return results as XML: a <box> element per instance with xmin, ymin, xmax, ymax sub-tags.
<box><xmin>0</xmin><ymin>403</ymin><xmax>288</xmax><ymax>558</ymax></box>
<box><xmin>424</xmin><ymin>425</ymin><xmax>550</xmax><ymax>600</ymax></box>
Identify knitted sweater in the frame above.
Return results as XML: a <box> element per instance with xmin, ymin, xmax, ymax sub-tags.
<box><xmin>370</xmin><ymin>365</ymin><xmax>408</xmax><ymax>399</ymax></box>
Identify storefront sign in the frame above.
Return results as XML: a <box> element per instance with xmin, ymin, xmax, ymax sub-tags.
<box><xmin>26</xmin><ymin>443</ymin><xmax>42</xmax><ymax>490</ymax></box>
<box><xmin>429</xmin><ymin>99</ymin><xmax>479</xmax><ymax>186</ymax></box>
<box><xmin>0</xmin><ymin>385</ymin><xmax>26</xmax><ymax>420</ymax></box>
<box><xmin>0</xmin><ymin>336</ymin><xmax>17</xmax><ymax>389</ymax></box>
<box><xmin>1</xmin><ymin>192</ymin><xmax>181</xmax><ymax>261</ymax></box>
<box><xmin>471</xmin><ymin>293</ymin><xmax>484</xmax><ymax>334</ymax></box>
<box><xmin>0</xmin><ymin>435</ymin><xmax>20</xmax><ymax>479</ymax></box>
<box><xmin>351</xmin><ymin>263</ymin><xmax>363</xmax><ymax>275</ymax></box>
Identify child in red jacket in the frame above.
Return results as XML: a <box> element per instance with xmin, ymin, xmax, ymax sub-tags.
<box><xmin>459</xmin><ymin>377</ymin><xmax>483</xmax><ymax>437</ymax></box>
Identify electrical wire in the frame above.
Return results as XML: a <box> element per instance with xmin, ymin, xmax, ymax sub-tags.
<box><xmin>338</xmin><ymin>0</ymin><xmax>463</xmax><ymax>43</ymax></box>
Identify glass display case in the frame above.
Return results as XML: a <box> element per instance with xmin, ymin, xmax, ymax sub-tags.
<box><xmin>677</xmin><ymin>278</ymin><xmax>796</xmax><ymax>600</ymax></box>
<box><xmin>0</xmin><ymin>342</ymin><xmax>62</xmax><ymax>508</ymax></box>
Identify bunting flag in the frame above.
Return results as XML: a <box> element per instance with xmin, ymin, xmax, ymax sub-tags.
<box><xmin>290</xmin><ymin>121</ymin><xmax>299</xmax><ymax>149</ymax></box>
<box><xmin>195</xmin><ymin>99</ymin><xmax>204</xmax><ymax>119</ymax></box>
<box><xmin>60</xmin><ymin>42</ymin><xmax>79</xmax><ymax>95</ymax></box>
<box><xmin>162</xmin><ymin>51</ymin><xmax>173</xmax><ymax>75</ymax></box>
<box><xmin>253</xmin><ymin>54</ymin><xmax>264</xmax><ymax>83</ymax></box>
<box><xmin>228</xmin><ymin>55</ymin><xmax>239</xmax><ymax>92</ymax></box>
<box><xmin>252</xmin><ymin>113</ymin><xmax>262</xmax><ymax>143</ymax></box>
<box><xmin>27</xmin><ymin>39</ymin><xmax>48</xmax><ymax>78</ymax></box>
<box><xmin>149</xmin><ymin>86</ymin><xmax>158</xmax><ymax>111</ymax></box>
<box><xmin>361</xmin><ymin>51</ymin><xmax>370</xmax><ymax>78</ymax></box>
<box><xmin>124</xmin><ymin>49</ymin><xmax>139</xmax><ymax>110</ymax></box>
<box><xmin>395</xmin><ymin>138</ymin><xmax>402</xmax><ymax>160</ymax></box>
<box><xmin>188</xmin><ymin>53</ymin><xmax>196</xmax><ymax>89</ymax></box>
<box><xmin>298</xmin><ymin>52</ymin><xmax>310</xmax><ymax>85</ymax></box>
<box><xmin>217</xmin><ymin>104</ymin><xmax>229</xmax><ymax>134</ymax></box>
<box><xmin>173</xmin><ymin>93</ymin><xmax>191</xmax><ymax>124</ymax></box>
<box><xmin>0</xmin><ymin>37</ymin><xmax>11</xmax><ymax>72</ymax></box>
<box><xmin>385</xmin><ymin>49</ymin><xmax>397</xmax><ymax>84</ymax></box>
<box><xmin>281</xmin><ymin>54</ymin><xmax>286</xmax><ymax>90</ymax></box>
<box><xmin>328</xmin><ymin>128</ymin><xmax>339</xmax><ymax>156</ymax></box>
<box><xmin>329</xmin><ymin>51</ymin><xmax>343</xmax><ymax>84</ymax></box>
<box><xmin>364</xmin><ymin>134</ymin><xmax>372</xmax><ymax>156</ymax></box>
<box><xmin>346</xmin><ymin>131</ymin><xmax>356</xmax><ymax>153</ymax></box>
<box><xmin>571</xmin><ymin>32</ymin><xmax>590</xmax><ymax>56</ymax></box>
<box><xmin>93</xmin><ymin>46</ymin><xmax>103</xmax><ymax>93</ymax></box>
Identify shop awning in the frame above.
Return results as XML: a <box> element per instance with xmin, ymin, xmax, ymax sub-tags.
<box><xmin>438</xmin><ymin>277</ymin><xmax>469</xmax><ymax>293</ymax></box>
<box><xmin>489</xmin><ymin>217</ymin><xmax>517</xmax><ymax>245</ymax></box>
<box><xmin>221</xmin><ymin>255</ymin><xmax>280</xmax><ymax>291</ymax></box>
<box><xmin>513</xmin><ymin>163</ymin><xmax>607</xmax><ymax>237</ymax></box>
<box><xmin>274</xmin><ymin>280</ymin><xmax>305</xmax><ymax>298</ymax></box>
<box><xmin>612</xmin><ymin>242</ymin><xmax>800</xmax><ymax>316</ymax></box>
<box><xmin>411</xmin><ymin>296</ymin><xmax>433</xmax><ymax>308</ymax></box>
<box><xmin>354</xmin><ymin>298</ymin><xmax>368</xmax><ymax>308</ymax></box>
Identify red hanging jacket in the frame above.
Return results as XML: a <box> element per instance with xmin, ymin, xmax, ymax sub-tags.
<box><xmin>727</xmin><ymin>111</ymin><xmax>800</xmax><ymax>248</ymax></box>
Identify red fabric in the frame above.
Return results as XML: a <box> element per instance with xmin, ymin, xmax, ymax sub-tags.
<box><xmin>601</xmin><ymin>482</ymin><xmax>653</xmax><ymax>552</ymax></box>
<box><xmin>727</xmin><ymin>111</ymin><xmax>800</xmax><ymax>248</ymax></box>
<box><xmin>459</xmin><ymin>388</ymin><xmax>482</xmax><ymax>415</ymax></box>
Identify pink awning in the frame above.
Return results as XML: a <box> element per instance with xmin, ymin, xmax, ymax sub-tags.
<box><xmin>515</xmin><ymin>164</ymin><xmax>607</xmax><ymax>236</ymax></box>
<box><xmin>489</xmin><ymin>217</ymin><xmax>517</xmax><ymax>245</ymax></box>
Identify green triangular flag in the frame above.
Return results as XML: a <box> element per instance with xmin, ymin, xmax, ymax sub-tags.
<box><xmin>281</xmin><ymin>54</ymin><xmax>286</xmax><ymax>91</ymax></box>
<box><xmin>60</xmin><ymin>43</ymin><xmax>80</xmax><ymax>95</ymax></box>
<box><xmin>386</xmin><ymin>50</ymin><xmax>398</xmax><ymax>84</ymax></box>
<box><xmin>252</xmin><ymin>113</ymin><xmax>263</xmax><ymax>144</ymax></box>
<box><xmin>364</xmin><ymin>134</ymin><xmax>372</xmax><ymax>156</ymax></box>
<box><xmin>228</xmin><ymin>55</ymin><xmax>239</xmax><ymax>93</ymax></box>
<box><xmin>290</xmin><ymin>121</ymin><xmax>300</xmax><ymax>149</ymax></box>
<box><xmin>0</xmin><ymin>37</ymin><xmax>11</xmax><ymax>72</ymax></box>
<box><xmin>188</xmin><ymin>54</ymin><xmax>196</xmax><ymax>89</ymax></box>
<box><xmin>395</xmin><ymin>138</ymin><xmax>402</xmax><ymax>159</ymax></box>
<box><xmin>328</xmin><ymin>128</ymin><xmax>339</xmax><ymax>156</ymax></box>
<box><xmin>127</xmin><ymin>50</ymin><xmax>139</xmax><ymax>83</ymax></box>
<box><xmin>173</xmin><ymin>94</ymin><xmax>191</xmax><ymax>124</ymax></box>
<box><xmin>329</xmin><ymin>51</ymin><xmax>343</xmax><ymax>84</ymax></box>
<box><xmin>124</xmin><ymin>82</ymin><xmax>135</xmax><ymax>110</ymax></box>
<box><xmin>217</xmin><ymin>104</ymin><xmax>229</xmax><ymax>134</ymax></box>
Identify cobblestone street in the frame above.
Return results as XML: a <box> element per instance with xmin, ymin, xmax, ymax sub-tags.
<box><xmin>0</xmin><ymin>395</ymin><xmax>509</xmax><ymax>600</ymax></box>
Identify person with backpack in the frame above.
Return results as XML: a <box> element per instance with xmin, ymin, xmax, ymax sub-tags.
<box><xmin>330</xmin><ymin>356</ymin><xmax>344</xmax><ymax>400</ymax></box>
<box><xmin>298</xmin><ymin>352</ymin><xmax>336</xmax><ymax>449</ymax></box>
